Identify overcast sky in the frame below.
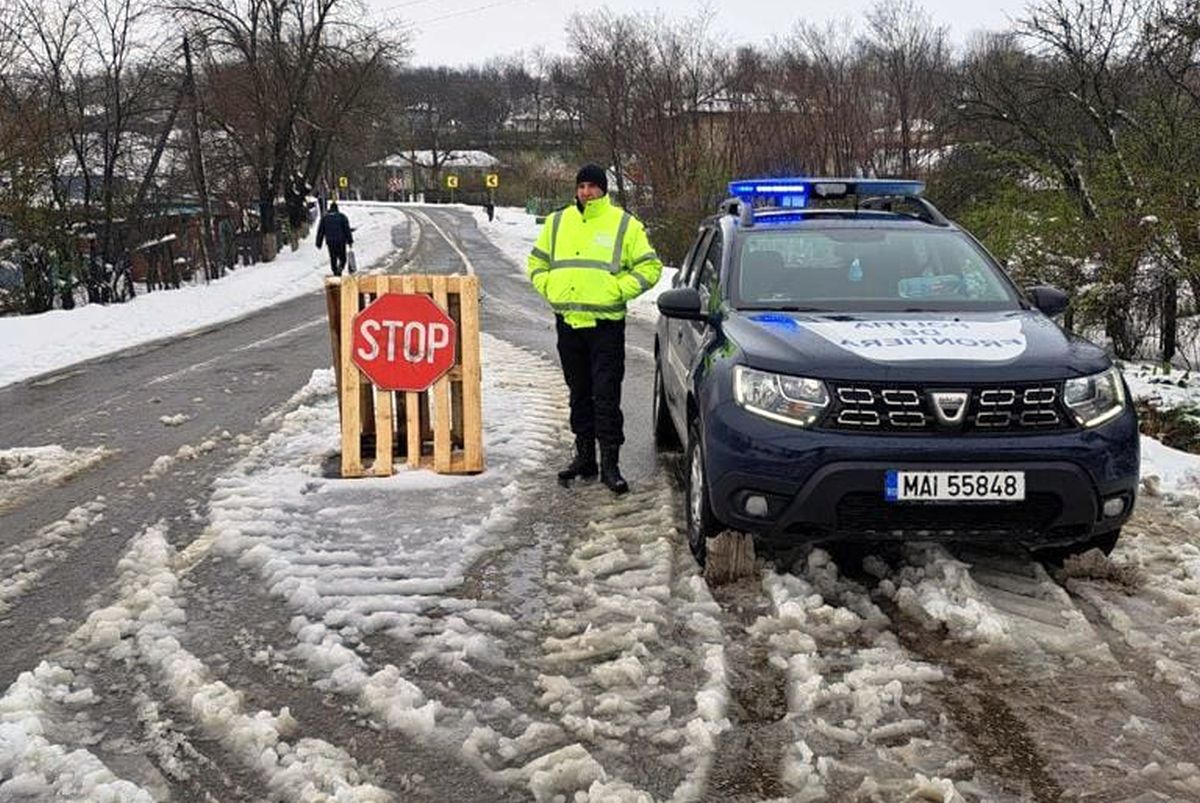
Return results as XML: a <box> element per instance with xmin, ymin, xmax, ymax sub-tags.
<box><xmin>361</xmin><ymin>0</ymin><xmax>1030</xmax><ymax>68</ymax></box>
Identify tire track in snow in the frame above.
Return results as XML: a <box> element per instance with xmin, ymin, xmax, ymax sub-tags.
<box><xmin>470</xmin><ymin>483</ymin><xmax>729</xmax><ymax>802</ymax></box>
<box><xmin>745</xmin><ymin>550</ymin><xmax>1005</xmax><ymax>802</ymax></box>
<box><xmin>870</xmin><ymin>528</ymin><xmax>1200</xmax><ymax>800</ymax></box>
<box><xmin>0</xmin><ymin>497</ymin><xmax>108</xmax><ymax>615</ymax></box>
<box><xmin>76</xmin><ymin>522</ymin><xmax>396</xmax><ymax>801</ymax></box>
<box><xmin>193</xmin><ymin>334</ymin><xmax>589</xmax><ymax>798</ymax></box>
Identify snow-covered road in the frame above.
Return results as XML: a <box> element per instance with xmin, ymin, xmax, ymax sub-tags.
<box><xmin>1</xmin><ymin>204</ymin><xmax>1199</xmax><ymax>802</ymax></box>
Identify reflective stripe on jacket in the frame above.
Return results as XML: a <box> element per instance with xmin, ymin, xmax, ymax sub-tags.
<box><xmin>526</xmin><ymin>195</ymin><xmax>663</xmax><ymax>329</ymax></box>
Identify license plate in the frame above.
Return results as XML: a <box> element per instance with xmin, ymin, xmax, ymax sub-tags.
<box><xmin>885</xmin><ymin>470</ymin><xmax>1025</xmax><ymax>502</ymax></box>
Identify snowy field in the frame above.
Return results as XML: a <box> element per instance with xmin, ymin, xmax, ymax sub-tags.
<box><xmin>0</xmin><ymin>204</ymin><xmax>409</xmax><ymax>389</ymax></box>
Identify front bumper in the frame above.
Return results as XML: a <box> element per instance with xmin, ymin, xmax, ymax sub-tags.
<box><xmin>704</xmin><ymin>400</ymin><xmax>1140</xmax><ymax>547</ymax></box>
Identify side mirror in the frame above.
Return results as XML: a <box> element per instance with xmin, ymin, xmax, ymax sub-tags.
<box><xmin>1026</xmin><ymin>285</ymin><xmax>1069</xmax><ymax>317</ymax></box>
<box><xmin>657</xmin><ymin>287</ymin><xmax>706</xmax><ymax>320</ymax></box>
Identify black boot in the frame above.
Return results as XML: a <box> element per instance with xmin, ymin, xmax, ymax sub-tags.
<box><xmin>558</xmin><ymin>437</ymin><xmax>597</xmax><ymax>484</ymax></box>
<box><xmin>600</xmin><ymin>446</ymin><xmax>629</xmax><ymax>494</ymax></box>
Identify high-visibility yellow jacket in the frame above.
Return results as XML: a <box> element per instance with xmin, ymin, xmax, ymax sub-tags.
<box><xmin>527</xmin><ymin>195</ymin><xmax>662</xmax><ymax>329</ymax></box>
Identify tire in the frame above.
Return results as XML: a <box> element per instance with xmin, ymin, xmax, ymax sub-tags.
<box><xmin>653</xmin><ymin>359</ymin><xmax>681</xmax><ymax>451</ymax></box>
<box><xmin>686</xmin><ymin>419</ymin><xmax>721</xmax><ymax>566</ymax></box>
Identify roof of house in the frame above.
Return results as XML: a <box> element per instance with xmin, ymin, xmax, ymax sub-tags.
<box><xmin>370</xmin><ymin>150</ymin><xmax>501</xmax><ymax>170</ymax></box>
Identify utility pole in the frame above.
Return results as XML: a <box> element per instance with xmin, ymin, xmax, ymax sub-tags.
<box><xmin>183</xmin><ymin>35</ymin><xmax>216</xmax><ymax>280</ymax></box>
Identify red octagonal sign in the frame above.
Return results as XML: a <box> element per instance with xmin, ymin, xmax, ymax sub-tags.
<box><xmin>352</xmin><ymin>293</ymin><xmax>457</xmax><ymax>392</ymax></box>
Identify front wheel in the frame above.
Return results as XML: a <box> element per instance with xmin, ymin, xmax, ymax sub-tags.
<box><xmin>685</xmin><ymin>419</ymin><xmax>720</xmax><ymax>566</ymax></box>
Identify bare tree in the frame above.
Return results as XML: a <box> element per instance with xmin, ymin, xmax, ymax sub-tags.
<box><xmin>562</xmin><ymin>9</ymin><xmax>644</xmax><ymax>204</ymax></box>
<box><xmin>170</xmin><ymin>0</ymin><xmax>381</xmax><ymax>259</ymax></box>
<box><xmin>864</xmin><ymin>0</ymin><xmax>951</xmax><ymax>175</ymax></box>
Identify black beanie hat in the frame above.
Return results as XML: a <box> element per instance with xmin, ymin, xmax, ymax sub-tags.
<box><xmin>575</xmin><ymin>163</ymin><xmax>608</xmax><ymax>193</ymax></box>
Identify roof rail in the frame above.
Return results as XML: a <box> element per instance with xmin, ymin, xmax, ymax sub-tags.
<box><xmin>857</xmin><ymin>195</ymin><xmax>950</xmax><ymax>226</ymax></box>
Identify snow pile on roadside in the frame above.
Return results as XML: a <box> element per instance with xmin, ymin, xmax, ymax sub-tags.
<box><xmin>204</xmin><ymin>335</ymin><xmax>568</xmax><ymax>762</ymax></box>
<box><xmin>1117</xmin><ymin>363</ymin><xmax>1200</xmax><ymax>497</ymax></box>
<box><xmin>0</xmin><ymin>445</ymin><xmax>110</xmax><ymax>513</ymax></box>
<box><xmin>0</xmin><ymin>662</ymin><xmax>153</xmax><ymax>802</ymax></box>
<box><xmin>1140</xmin><ymin>436</ymin><xmax>1200</xmax><ymax>497</ymax></box>
<box><xmin>0</xmin><ymin>204</ymin><xmax>407</xmax><ymax>390</ymax></box>
<box><xmin>1122</xmin><ymin>362</ymin><xmax>1199</xmax><ymax>411</ymax></box>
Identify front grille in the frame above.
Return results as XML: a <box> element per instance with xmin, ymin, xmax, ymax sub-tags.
<box><xmin>834</xmin><ymin>491</ymin><xmax>1062</xmax><ymax>535</ymax></box>
<box><xmin>823</xmin><ymin>382</ymin><xmax>1071</xmax><ymax>433</ymax></box>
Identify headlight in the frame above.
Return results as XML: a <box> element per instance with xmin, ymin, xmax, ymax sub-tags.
<box><xmin>1063</xmin><ymin>367</ymin><xmax>1126</xmax><ymax>427</ymax></box>
<box><xmin>733</xmin><ymin>365</ymin><xmax>829</xmax><ymax>427</ymax></box>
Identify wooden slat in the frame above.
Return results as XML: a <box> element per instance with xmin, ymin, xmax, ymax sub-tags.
<box><xmin>458</xmin><ymin>275</ymin><xmax>484</xmax><ymax>472</ymax></box>
<box><xmin>373</xmin><ymin>385</ymin><xmax>394</xmax><ymax>476</ymax></box>
<box><xmin>431</xmin><ymin>275</ymin><xmax>452</xmax><ymax>473</ymax></box>
<box><xmin>401</xmin><ymin>275</ymin><xmax>421</xmax><ymax>468</ymax></box>
<box><xmin>339</xmin><ymin>275</ymin><xmax>363</xmax><ymax>477</ymax></box>
<box><xmin>359</xmin><ymin>274</ymin><xmax>385</xmax><ymax>294</ymax></box>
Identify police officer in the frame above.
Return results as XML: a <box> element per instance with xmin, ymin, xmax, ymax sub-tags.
<box><xmin>527</xmin><ymin>164</ymin><xmax>663</xmax><ymax>494</ymax></box>
<box><xmin>316</xmin><ymin>201</ymin><xmax>354</xmax><ymax>276</ymax></box>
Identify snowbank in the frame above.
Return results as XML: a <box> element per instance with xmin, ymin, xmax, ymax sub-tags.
<box><xmin>0</xmin><ymin>204</ymin><xmax>408</xmax><ymax>389</ymax></box>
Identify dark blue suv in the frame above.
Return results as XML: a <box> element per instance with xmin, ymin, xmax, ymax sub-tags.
<box><xmin>653</xmin><ymin>179</ymin><xmax>1139</xmax><ymax>565</ymax></box>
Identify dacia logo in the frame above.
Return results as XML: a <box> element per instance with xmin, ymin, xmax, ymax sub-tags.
<box><xmin>930</xmin><ymin>391</ymin><xmax>969</xmax><ymax>426</ymax></box>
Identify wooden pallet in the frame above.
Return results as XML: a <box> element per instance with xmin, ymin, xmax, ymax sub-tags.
<box><xmin>325</xmin><ymin>274</ymin><xmax>484</xmax><ymax>477</ymax></box>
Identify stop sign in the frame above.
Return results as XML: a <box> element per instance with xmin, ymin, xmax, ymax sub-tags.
<box><xmin>352</xmin><ymin>293</ymin><xmax>457</xmax><ymax>392</ymax></box>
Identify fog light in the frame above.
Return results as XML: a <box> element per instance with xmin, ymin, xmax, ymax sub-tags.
<box><xmin>1102</xmin><ymin>497</ymin><xmax>1126</xmax><ymax>518</ymax></box>
<box><xmin>744</xmin><ymin>495</ymin><xmax>769</xmax><ymax>517</ymax></box>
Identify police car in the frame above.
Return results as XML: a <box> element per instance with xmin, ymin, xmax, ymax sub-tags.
<box><xmin>652</xmin><ymin>178</ymin><xmax>1139</xmax><ymax>565</ymax></box>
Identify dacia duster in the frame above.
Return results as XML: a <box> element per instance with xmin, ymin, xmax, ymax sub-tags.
<box><xmin>652</xmin><ymin>179</ymin><xmax>1139</xmax><ymax>565</ymax></box>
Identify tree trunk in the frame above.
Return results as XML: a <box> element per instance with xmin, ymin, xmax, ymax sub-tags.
<box><xmin>1161</xmin><ymin>271</ymin><xmax>1178</xmax><ymax>366</ymax></box>
<box><xmin>184</xmin><ymin>36</ymin><xmax>216</xmax><ymax>281</ymax></box>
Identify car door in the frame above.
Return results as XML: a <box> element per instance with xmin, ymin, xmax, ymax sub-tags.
<box><xmin>669</xmin><ymin>227</ymin><xmax>723</xmax><ymax>426</ymax></box>
<box><xmin>662</xmin><ymin>228</ymin><xmax>712</xmax><ymax>413</ymax></box>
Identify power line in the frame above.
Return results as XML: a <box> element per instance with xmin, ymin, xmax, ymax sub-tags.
<box><xmin>412</xmin><ymin>0</ymin><xmax>531</xmax><ymax>26</ymax></box>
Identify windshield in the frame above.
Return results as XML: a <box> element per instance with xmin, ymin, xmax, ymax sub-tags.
<box><xmin>733</xmin><ymin>226</ymin><xmax>1021</xmax><ymax>312</ymax></box>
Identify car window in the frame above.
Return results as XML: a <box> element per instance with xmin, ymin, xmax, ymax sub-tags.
<box><xmin>734</xmin><ymin>227</ymin><xmax>1019</xmax><ymax>311</ymax></box>
<box><xmin>679</xmin><ymin>229</ymin><xmax>710</xmax><ymax>287</ymax></box>
<box><xmin>695</xmin><ymin>230</ymin><xmax>722</xmax><ymax>295</ymax></box>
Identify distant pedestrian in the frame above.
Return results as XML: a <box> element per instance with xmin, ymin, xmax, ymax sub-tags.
<box><xmin>526</xmin><ymin>163</ymin><xmax>662</xmax><ymax>494</ymax></box>
<box><xmin>316</xmin><ymin>202</ymin><xmax>354</xmax><ymax>276</ymax></box>
<box><xmin>485</xmin><ymin>201</ymin><xmax>495</xmax><ymax>222</ymax></box>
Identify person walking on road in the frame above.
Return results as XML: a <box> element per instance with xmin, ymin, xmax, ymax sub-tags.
<box><xmin>526</xmin><ymin>164</ymin><xmax>663</xmax><ymax>494</ymax></box>
<box><xmin>316</xmin><ymin>202</ymin><xmax>354</xmax><ymax>276</ymax></box>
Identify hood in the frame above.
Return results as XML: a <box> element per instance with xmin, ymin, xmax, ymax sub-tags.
<box><xmin>725</xmin><ymin>309</ymin><xmax>1111</xmax><ymax>383</ymax></box>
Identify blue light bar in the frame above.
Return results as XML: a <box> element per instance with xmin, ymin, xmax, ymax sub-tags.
<box><xmin>727</xmin><ymin>177</ymin><xmax>925</xmax><ymax>210</ymax></box>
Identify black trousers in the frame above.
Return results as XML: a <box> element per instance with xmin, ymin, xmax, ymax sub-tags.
<box><xmin>555</xmin><ymin>316</ymin><xmax>625</xmax><ymax>447</ymax></box>
<box><xmin>328</xmin><ymin>243</ymin><xmax>347</xmax><ymax>275</ymax></box>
